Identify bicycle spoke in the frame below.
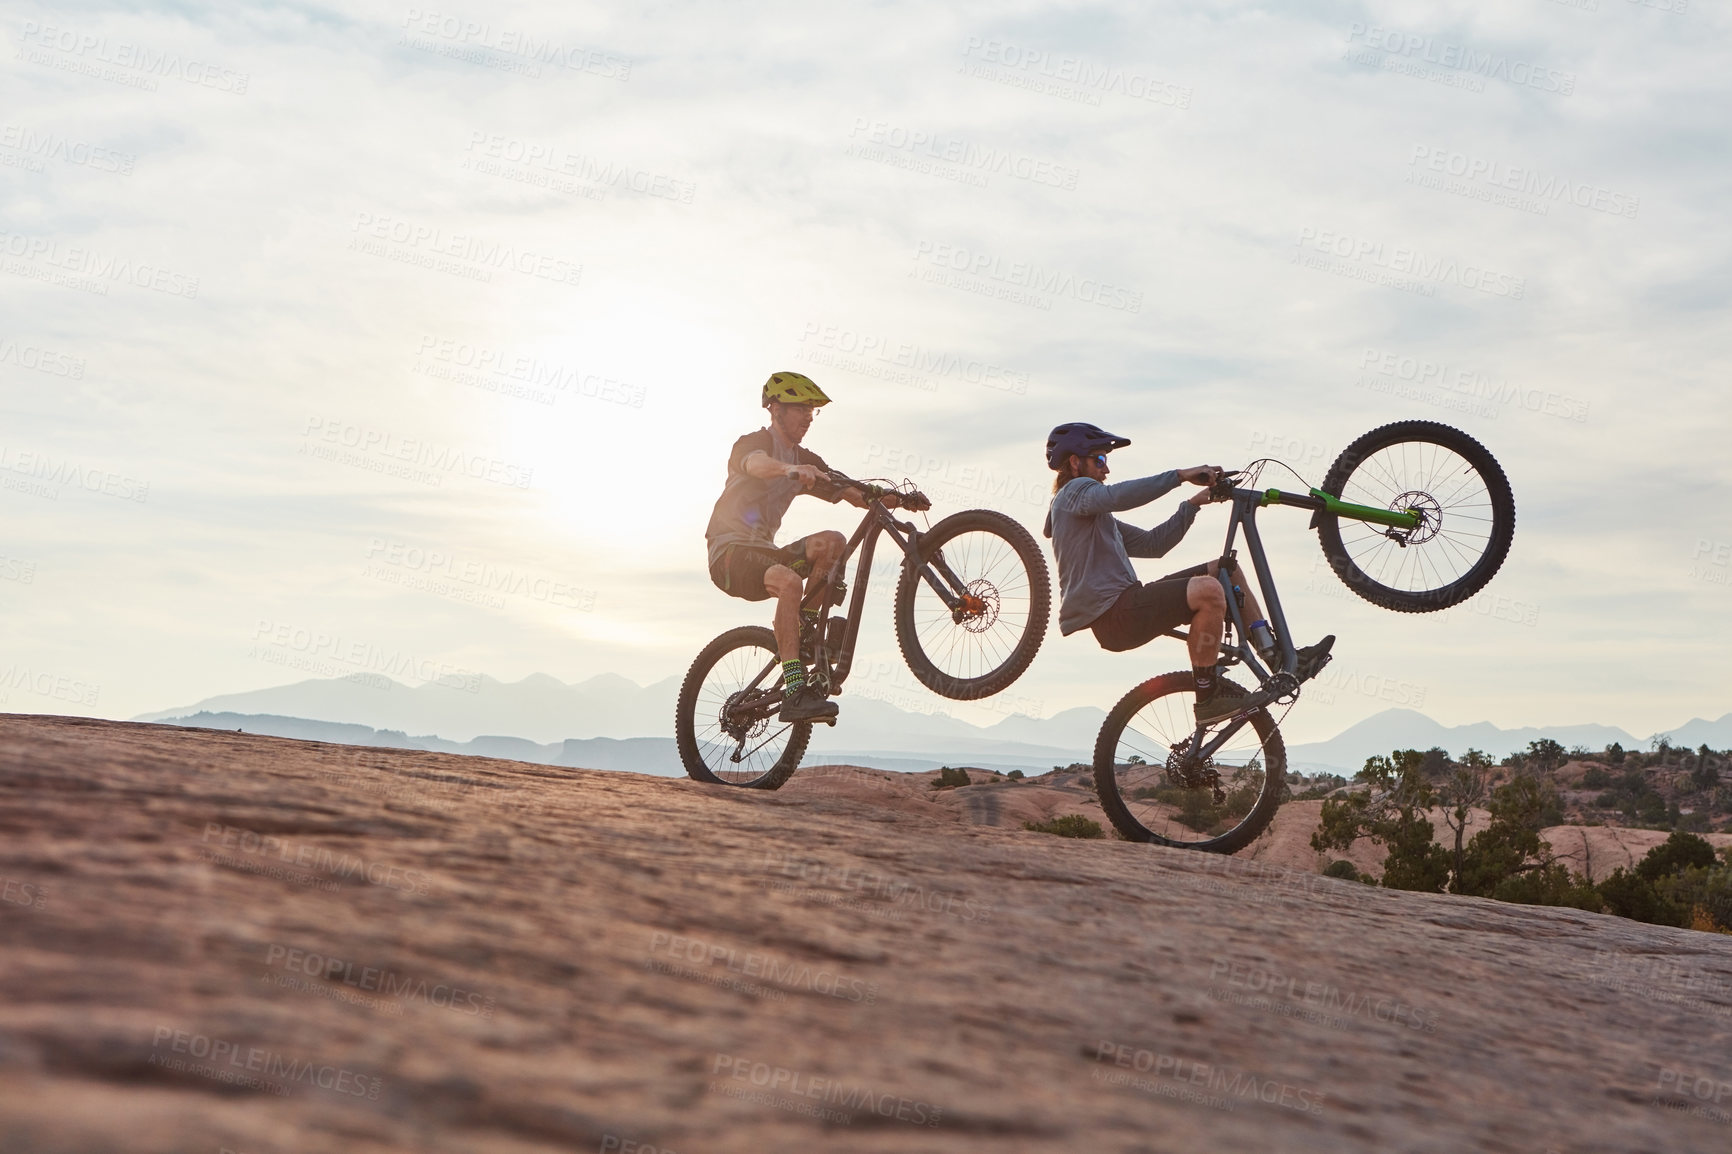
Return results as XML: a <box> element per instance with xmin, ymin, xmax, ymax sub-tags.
<box><xmin>1329</xmin><ymin>439</ymin><xmax>1504</xmax><ymax>596</ymax></box>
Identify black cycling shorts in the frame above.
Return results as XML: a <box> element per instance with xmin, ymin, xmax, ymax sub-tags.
<box><xmin>1090</xmin><ymin>563</ymin><xmax>1213</xmax><ymax>652</ymax></box>
<box><xmin>709</xmin><ymin>536</ymin><xmax>819</xmax><ymax>602</ymax></box>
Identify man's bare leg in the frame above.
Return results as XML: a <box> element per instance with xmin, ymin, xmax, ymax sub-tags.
<box><xmin>1185</xmin><ymin>575</ymin><xmax>1227</xmax><ymax>671</ymax></box>
<box><xmin>801</xmin><ymin>531</ymin><xmax>847</xmax><ymax>607</ymax></box>
<box><xmin>763</xmin><ymin>564</ymin><xmax>803</xmax><ymax>663</ymax></box>
<box><xmin>766</xmin><ymin>561</ymin><xmax>839</xmax><ymax>722</ymax></box>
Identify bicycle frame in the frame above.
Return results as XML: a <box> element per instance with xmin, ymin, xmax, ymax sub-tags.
<box><xmin>1172</xmin><ymin>483</ymin><xmax>1421</xmax><ymax>764</ymax></box>
<box><xmin>739</xmin><ymin>495</ymin><xmax>964</xmax><ymax>703</ymax></box>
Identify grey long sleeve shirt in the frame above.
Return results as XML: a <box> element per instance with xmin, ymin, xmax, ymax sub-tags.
<box><xmin>1042</xmin><ymin>471</ymin><xmax>1199</xmax><ymax>635</ymax></box>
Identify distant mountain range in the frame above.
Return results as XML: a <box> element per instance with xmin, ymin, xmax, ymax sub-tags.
<box><xmin>134</xmin><ymin>672</ymin><xmax>679</xmax><ymax>745</ymax></box>
<box><xmin>138</xmin><ymin>674</ymin><xmax>1732</xmax><ymax>777</ymax></box>
<box><xmin>151</xmin><ymin>711</ymin><xmax>1075</xmax><ymax>777</ymax></box>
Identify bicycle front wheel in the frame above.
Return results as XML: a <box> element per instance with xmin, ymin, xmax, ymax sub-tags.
<box><xmin>893</xmin><ymin>509</ymin><xmax>1050</xmax><ymax>700</ymax></box>
<box><xmin>1093</xmin><ymin>674</ymin><xmax>1286</xmax><ymax>853</ymax></box>
<box><xmin>1317</xmin><ymin>420</ymin><xmax>1515</xmax><ymax>613</ymax></box>
<box><xmin>675</xmin><ymin>626</ymin><xmax>809</xmax><ymax>788</ymax></box>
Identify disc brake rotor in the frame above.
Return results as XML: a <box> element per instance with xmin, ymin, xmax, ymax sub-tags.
<box><xmin>955</xmin><ymin>580</ymin><xmax>1000</xmax><ymax>633</ymax></box>
<box><xmin>1389</xmin><ymin>490</ymin><xmax>1443</xmax><ymax>545</ymax></box>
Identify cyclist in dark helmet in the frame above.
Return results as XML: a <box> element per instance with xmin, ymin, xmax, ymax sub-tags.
<box><xmin>705</xmin><ymin>372</ymin><xmax>904</xmax><ymax>723</ymax></box>
<box><xmin>1042</xmin><ymin>422</ymin><xmax>1331</xmax><ymax>723</ymax></box>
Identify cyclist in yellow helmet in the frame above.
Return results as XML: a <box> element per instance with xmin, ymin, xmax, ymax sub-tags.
<box><xmin>704</xmin><ymin>372</ymin><xmax>903</xmax><ymax>723</ymax></box>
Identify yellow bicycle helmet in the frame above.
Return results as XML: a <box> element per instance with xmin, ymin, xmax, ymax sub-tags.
<box><xmin>761</xmin><ymin>371</ymin><xmax>832</xmax><ymax>408</ymax></box>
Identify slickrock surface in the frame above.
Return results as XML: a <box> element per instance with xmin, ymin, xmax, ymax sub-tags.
<box><xmin>3</xmin><ymin>714</ymin><xmax>1731</xmax><ymax>1153</ymax></box>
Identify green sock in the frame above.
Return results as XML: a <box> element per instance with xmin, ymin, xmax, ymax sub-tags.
<box><xmin>782</xmin><ymin>660</ymin><xmax>806</xmax><ymax>693</ymax></box>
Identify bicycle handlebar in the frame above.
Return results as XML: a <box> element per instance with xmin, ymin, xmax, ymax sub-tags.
<box><xmin>820</xmin><ymin>469</ymin><xmax>931</xmax><ymax>513</ymax></box>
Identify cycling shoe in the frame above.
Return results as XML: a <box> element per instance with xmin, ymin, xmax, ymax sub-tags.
<box><xmin>1296</xmin><ymin>635</ymin><xmax>1336</xmax><ymax>683</ymax></box>
<box><xmin>779</xmin><ymin>685</ymin><xmax>839</xmax><ymax>724</ymax></box>
<box><xmin>1194</xmin><ymin>686</ymin><xmax>1280</xmax><ymax>725</ymax></box>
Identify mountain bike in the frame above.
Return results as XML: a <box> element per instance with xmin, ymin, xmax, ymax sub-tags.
<box><xmin>1094</xmin><ymin>420</ymin><xmax>1516</xmax><ymax>852</ymax></box>
<box><xmin>676</xmin><ymin>472</ymin><xmax>1052</xmax><ymax>788</ymax></box>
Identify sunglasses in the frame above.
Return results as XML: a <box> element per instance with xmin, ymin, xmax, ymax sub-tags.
<box><xmin>1089</xmin><ymin>454</ymin><xmax>1108</xmax><ymax>468</ymax></box>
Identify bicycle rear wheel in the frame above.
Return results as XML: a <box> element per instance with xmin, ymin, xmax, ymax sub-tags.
<box><xmin>1316</xmin><ymin>420</ymin><xmax>1515</xmax><ymax>613</ymax></box>
<box><xmin>675</xmin><ymin>626</ymin><xmax>809</xmax><ymax>788</ymax></box>
<box><xmin>1093</xmin><ymin>674</ymin><xmax>1286</xmax><ymax>853</ymax></box>
<box><xmin>893</xmin><ymin>509</ymin><xmax>1050</xmax><ymax>701</ymax></box>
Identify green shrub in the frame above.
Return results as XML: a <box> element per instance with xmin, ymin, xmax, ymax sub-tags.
<box><xmin>1598</xmin><ymin>867</ymin><xmax>1687</xmax><ymax>926</ymax></box>
<box><xmin>1581</xmin><ymin>766</ymin><xmax>1611</xmax><ymax>789</ymax></box>
<box><xmin>1322</xmin><ymin>859</ymin><xmax>1365</xmax><ymax>883</ymax></box>
<box><xmin>930</xmin><ymin>766</ymin><xmax>972</xmax><ymax>790</ymax></box>
<box><xmin>1636</xmin><ymin>832</ymin><xmax>1718</xmax><ymax>881</ymax></box>
<box><xmin>1006</xmin><ymin>769</ymin><xmax>1025</xmax><ymax>780</ymax></box>
<box><xmin>1023</xmin><ymin>814</ymin><xmax>1104</xmax><ymax>839</ymax></box>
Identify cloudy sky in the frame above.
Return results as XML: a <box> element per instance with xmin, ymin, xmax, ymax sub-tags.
<box><xmin>3</xmin><ymin>1</ymin><xmax>1727</xmax><ymax>745</ymax></box>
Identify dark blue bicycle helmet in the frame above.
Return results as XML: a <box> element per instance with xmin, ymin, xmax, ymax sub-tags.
<box><xmin>1046</xmin><ymin>422</ymin><xmax>1131</xmax><ymax>470</ymax></box>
